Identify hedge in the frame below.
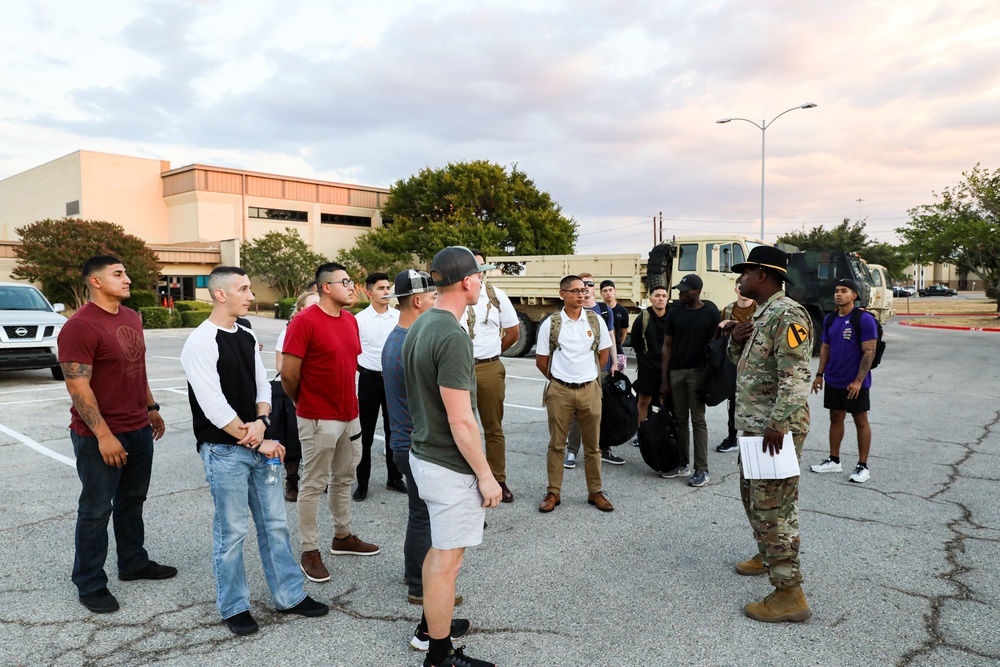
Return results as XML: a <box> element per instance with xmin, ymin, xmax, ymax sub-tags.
<box><xmin>276</xmin><ymin>298</ymin><xmax>297</xmax><ymax>320</ymax></box>
<box><xmin>125</xmin><ymin>289</ymin><xmax>157</xmax><ymax>310</ymax></box>
<box><xmin>175</xmin><ymin>300</ymin><xmax>212</xmax><ymax>312</ymax></box>
<box><xmin>181</xmin><ymin>310</ymin><xmax>212</xmax><ymax>327</ymax></box>
<box><xmin>139</xmin><ymin>307</ymin><xmax>183</xmax><ymax>329</ymax></box>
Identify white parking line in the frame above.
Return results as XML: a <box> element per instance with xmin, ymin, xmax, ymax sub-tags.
<box><xmin>505</xmin><ymin>402</ymin><xmax>545</xmax><ymax>412</ymax></box>
<box><xmin>0</xmin><ymin>423</ymin><xmax>75</xmax><ymax>467</ymax></box>
<box><xmin>507</xmin><ymin>375</ymin><xmax>547</xmax><ymax>383</ymax></box>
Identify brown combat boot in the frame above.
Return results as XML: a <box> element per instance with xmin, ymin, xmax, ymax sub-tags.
<box><xmin>538</xmin><ymin>492</ymin><xmax>560</xmax><ymax>513</ymax></box>
<box><xmin>744</xmin><ymin>585</ymin><xmax>811</xmax><ymax>623</ymax></box>
<box><xmin>735</xmin><ymin>553</ymin><xmax>767</xmax><ymax>576</ymax></box>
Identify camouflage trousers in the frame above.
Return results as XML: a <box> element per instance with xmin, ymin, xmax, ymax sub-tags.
<box><xmin>739</xmin><ymin>431</ymin><xmax>807</xmax><ymax>590</ymax></box>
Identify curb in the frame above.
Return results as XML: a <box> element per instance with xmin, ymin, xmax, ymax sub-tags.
<box><xmin>898</xmin><ymin>320</ymin><xmax>1000</xmax><ymax>332</ymax></box>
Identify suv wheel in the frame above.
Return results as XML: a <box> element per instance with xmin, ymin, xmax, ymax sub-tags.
<box><xmin>51</xmin><ymin>366</ymin><xmax>65</xmax><ymax>381</ymax></box>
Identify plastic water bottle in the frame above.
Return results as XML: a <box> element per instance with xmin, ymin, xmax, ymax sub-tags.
<box><xmin>265</xmin><ymin>456</ymin><xmax>281</xmax><ymax>486</ymax></box>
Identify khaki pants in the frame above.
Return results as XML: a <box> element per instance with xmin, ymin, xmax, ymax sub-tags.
<box><xmin>544</xmin><ymin>380</ymin><xmax>602</xmax><ymax>495</ymax></box>
<box><xmin>296</xmin><ymin>417</ymin><xmax>361</xmax><ymax>552</ymax></box>
<box><xmin>475</xmin><ymin>359</ymin><xmax>507</xmax><ymax>483</ymax></box>
<box><xmin>670</xmin><ymin>367</ymin><xmax>709</xmax><ymax>471</ymax></box>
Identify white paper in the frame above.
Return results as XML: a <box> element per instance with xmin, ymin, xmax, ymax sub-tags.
<box><xmin>739</xmin><ymin>434</ymin><xmax>800</xmax><ymax>480</ymax></box>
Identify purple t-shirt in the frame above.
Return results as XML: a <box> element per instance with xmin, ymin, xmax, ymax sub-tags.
<box><xmin>822</xmin><ymin>309</ymin><xmax>878</xmax><ymax>389</ymax></box>
<box><xmin>381</xmin><ymin>325</ymin><xmax>412</xmax><ymax>453</ymax></box>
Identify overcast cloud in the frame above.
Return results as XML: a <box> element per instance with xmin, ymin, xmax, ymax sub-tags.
<box><xmin>2</xmin><ymin>0</ymin><xmax>999</xmax><ymax>252</ymax></box>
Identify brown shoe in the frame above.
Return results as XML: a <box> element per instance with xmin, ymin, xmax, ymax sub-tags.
<box><xmin>735</xmin><ymin>553</ymin><xmax>767</xmax><ymax>576</ymax></box>
<box><xmin>499</xmin><ymin>482</ymin><xmax>514</xmax><ymax>503</ymax></box>
<box><xmin>744</xmin><ymin>585</ymin><xmax>811</xmax><ymax>623</ymax></box>
<box><xmin>300</xmin><ymin>550</ymin><xmax>330</xmax><ymax>583</ymax></box>
<box><xmin>587</xmin><ymin>491</ymin><xmax>614</xmax><ymax>512</ymax></box>
<box><xmin>330</xmin><ymin>534</ymin><xmax>380</xmax><ymax>556</ymax></box>
<box><xmin>538</xmin><ymin>492</ymin><xmax>560</xmax><ymax>513</ymax></box>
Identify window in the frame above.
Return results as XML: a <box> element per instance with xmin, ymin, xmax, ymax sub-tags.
<box><xmin>196</xmin><ymin>276</ymin><xmax>209</xmax><ymax>288</ymax></box>
<box><xmin>248</xmin><ymin>207</ymin><xmax>307</xmax><ymax>222</ymax></box>
<box><xmin>66</xmin><ymin>200</ymin><xmax>80</xmax><ymax>216</ymax></box>
<box><xmin>320</xmin><ymin>213</ymin><xmax>372</xmax><ymax>227</ymax></box>
<box><xmin>871</xmin><ymin>270</ymin><xmax>883</xmax><ymax>287</ymax></box>
<box><xmin>678</xmin><ymin>243</ymin><xmax>698</xmax><ymax>272</ymax></box>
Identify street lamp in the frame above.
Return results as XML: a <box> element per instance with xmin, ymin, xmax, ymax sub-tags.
<box><xmin>716</xmin><ymin>102</ymin><xmax>817</xmax><ymax>241</ymax></box>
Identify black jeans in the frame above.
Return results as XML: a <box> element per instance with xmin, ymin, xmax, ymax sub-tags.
<box><xmin>71</xmin><ymin>426</ymin><xmax>154</xmax><ymax>595</ymax></box>
<box><xmin>357</xmin><ymin>370</ymin><xmax>401</xmax><ymax>490</ymax></box>
<box><xmin>392</xmin><ymin>449</ymin><xmax>431</xmax><ymax>597</ymax></box>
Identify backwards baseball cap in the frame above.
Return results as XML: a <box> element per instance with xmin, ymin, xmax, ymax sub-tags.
<box><xmin>835</xmin><ymin>278</ymin><xmax>860</xmax><ymax>296</ymax></box>
<box><xmin>599</xmin><ymin>279</ymin><xmax>615</xmax><ymax>290</ymax></box>
<box><xmin>730</xmin><ymin>246</ymin><xmax>794</xmax><ymax>285</ymax></box>
<box><xmin>673</xmin><ymin>274</ymin><xmax>704</xmax><ymax>293</ymax></box>
<box><xmin>429</xmin><ymin>246</ymin><xmax>495</xmax><ymax>286</ymax></box>
<box><xmin>387</xmin><ymin>269</ymin><xmax>435</xmax><ymax>299</ymax></box>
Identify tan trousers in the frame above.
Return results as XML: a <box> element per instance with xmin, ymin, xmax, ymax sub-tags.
<box><xmin>296</xmin><ymin>417</ymin><xmax>361</xmax><ymax>552</ymax></box>
<box><xmin>544</xmin><ymin>380</ymin><xmax>603</xmax><ymax>495</ymax></box>
<box><xmin>475</xmin><ymin>359</ymin><xmax>507</xmax><ymax>483</ymax></box>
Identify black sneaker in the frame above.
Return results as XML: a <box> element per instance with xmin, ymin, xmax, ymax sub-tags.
<box><xmin>716</xmin><ymin>438</ymin><xmax>738</xmax><ymax>453</ymax></box>
<box><xmin>424</xmin><ymin>645</ymin><xmax>495</xmax><ymax>667</ymax></box>
<box><xmin>601</xmin><ymin>449</ymin><xmax>625</xmax><ymax>465</ymax></box>
<box><xmin>277</xmin><ymin>595</ymin><xmax>329</xmax><ymax>617</ymax></box>
<box><xmin>223</xmin><ymin>610</ymin><xmax>259</xmax><ymax>636</ymax></box>
<box><xmin>410</xmin><ymin>618</ymin><xmax>471</xmax><ymax>651</ymax></box>
<box><xmin>118</xmin><ymin>560</ymin><xmax>178</xmax><ymax>581</ymax></box>
<box><xmin>79</xmin><ymin>587</ymin><xmax>119</xmax><ymax>614</ymax></box>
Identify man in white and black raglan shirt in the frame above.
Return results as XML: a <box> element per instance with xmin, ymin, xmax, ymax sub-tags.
<box><xmin>181</xmin><ymin>267</ymin><xmax>328</xmax><ymax>636</ymax></box>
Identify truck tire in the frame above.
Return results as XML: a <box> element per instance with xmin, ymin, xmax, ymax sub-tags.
<box><xmin>51</xmin><ymin>365</ymin><xmax>65</xmax><ymax>381</ymax></box>
<box><xmin>502</xmin><ymin>311</ymin><xmax>537</xmax><ymax>358</ymax></box>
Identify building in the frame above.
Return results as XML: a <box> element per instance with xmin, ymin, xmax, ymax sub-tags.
<box><xmin>0</xmin><ymin>150</ymin><xmax>389</xmax><ymax>304</ymax></box>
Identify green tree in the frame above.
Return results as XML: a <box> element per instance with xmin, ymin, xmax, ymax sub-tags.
<box><xmin>899</xmin><ymin>164</ymin><xmax>1000</xmax><ymax>311</ymax></box>
<box><xmin>338</xmin><ymin>160</ymin><xmax>577</xmax><ymax>279</ymax></box>
<box><xmin>240</xmin><ymin>227</ymin><xmax>328</xmax><ymax>299</ymax></box>
<box><xmin>776</xmin><ymin>219</ymin><xmax>908</xmax><ymax>279</ymax></box>
<box><xmin>13</xmin><ymin>218</ymin><xmax>161</xmax><ymax>308</ymax></box>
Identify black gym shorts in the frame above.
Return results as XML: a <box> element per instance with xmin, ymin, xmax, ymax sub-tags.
<box><xmin>824</xmin><ymin>385</ymin><xmax>870</xmax><ymax>414</ymax></box>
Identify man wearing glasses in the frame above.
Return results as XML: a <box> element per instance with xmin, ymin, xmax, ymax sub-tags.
<box><xmin>281</xmin><ymin>263</ymin><xmax>380</xmax><ymax>585</ymax></box>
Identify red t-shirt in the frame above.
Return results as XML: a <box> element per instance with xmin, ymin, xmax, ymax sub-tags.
<box><xmin>281</xmin><ymin>304</ymin><xmax>361</xmax><ymax>421</ymax></box>
<box><xmin>57</xmin><ymin>303</ymin><xmax>150</xmax><ymax>436</ymax></box>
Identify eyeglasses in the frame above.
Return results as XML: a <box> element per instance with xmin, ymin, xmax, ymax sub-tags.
<box><xmin>325</xmin><ymin>279</ymin><xmax>355</xmax><ymax>289</ymax></box>
<box><xmin>582</xmin><ymin>281</ymin><xmax>595</xmax><ymax>287</ymax></box>
<box><xmin>561</xmin><ymin>288</ymin><xmax>591</xmax><ymax>295</ymax></box>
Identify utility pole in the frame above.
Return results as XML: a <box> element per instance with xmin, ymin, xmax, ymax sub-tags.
<box><xmin>856</xmin><ymin>197</ymin><xmax>864</xmax><ymax>221</ymax></box>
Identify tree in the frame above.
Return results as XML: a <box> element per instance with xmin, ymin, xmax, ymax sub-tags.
<box><xmin>240</xmin><ymin>227</ymin><xmax>328</xmax><ymax>299</ymax></box>
<box><xmin>13</xmin><ymin>218</ymin><xmax>160</xmax><ymax>308</ymax></box>
<box><xmin>899</xmin><ymin>164</ymin><xmax>1000</xmax><ymax>312</ymax></box>
<box><xmin>776</xmin><ymin>218</ymin><xmax>908</xmax><ymax>279</ymax></box>
<box><xmin>338</xmin><ymin>160</ymin><xmax>577</xmax><ymax>279</ymax></box>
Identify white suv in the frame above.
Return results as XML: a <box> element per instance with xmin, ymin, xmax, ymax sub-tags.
<box><xmin>0</xmin><ymin>282</ymin><xmax>68</xmax><ymax>380</ymax></box>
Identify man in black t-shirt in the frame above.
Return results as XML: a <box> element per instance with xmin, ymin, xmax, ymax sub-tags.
<box><xmin>659</xmin><ymin>274</ymin><xmax>720</xmax><ymax>488</ymax></box>
<box><xmin>599</xmin><ymin>280</ymin><xmax>630</xmax><ymax>372</ymax></box>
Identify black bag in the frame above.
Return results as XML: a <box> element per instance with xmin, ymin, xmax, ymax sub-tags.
<box><xmin>637</xmin><ymin>408</ymin><xmax>686</xmax><ymax>473</ymax></box>
<box><xmin>600</xmin><ymin>373</ymin><xmax>638</xmax><ymax>449</ymax></box>
<box><xmin>700</xmin><ymin>335</ymin><xmax>737</xmax><ymax>407</ymax></box>
<box><xmin>266</xmin><ymin>376</ymin><xmax>301</xmax><ymax>461</ymax></box>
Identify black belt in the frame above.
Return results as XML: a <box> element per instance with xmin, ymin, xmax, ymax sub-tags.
<box><xmin>475</xmin><ymin>356</ymin><xmax>500</xmax><ymax>365</ymax></box>
<box><xmin>358</xmin><ymin>367</ymin><xmax>382</xmax><ymax>377</ymax></box>
<box><xmin>552</xmin><ymin>378</ymin><xmax>594</xmax><ymax>389</ymax></box>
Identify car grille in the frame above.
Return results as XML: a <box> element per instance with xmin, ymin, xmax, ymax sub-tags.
<box><xmin>0</xmin><ymin>347</ymin><xmax>49</xmax><ymax>358</ymax></box>
<box><xmin>3</xmin><ymin>325</ymin><xmax>38</xmax><ymax>339</ymax></box>
<box><xmin>43</xmin><ymin>326</ymin><xmax>55</xmax><ymax>337</ymax></box>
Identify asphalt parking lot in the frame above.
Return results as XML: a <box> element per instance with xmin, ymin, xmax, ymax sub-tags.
<box><xmin>1</xmin><ymin>315</ymin><xmax>998</xmax><ymax>666</ymax></box>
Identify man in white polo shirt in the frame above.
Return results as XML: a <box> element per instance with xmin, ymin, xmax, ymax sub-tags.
<box><xmin>354</xmin><ymin>272</ymin><xmax>405</xmax><ymax>501</ymax></box>
<box><xmin>462</xmin><ymin>250</ymin><xmax>520</xmax><ymax>503</ymax></box>
<box><xmin>535</xmin><ymin>275</ymin><xmax>615</xmax><ymax>513</ymax></box>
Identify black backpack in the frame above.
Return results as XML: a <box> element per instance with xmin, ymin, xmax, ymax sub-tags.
<box><xmin>823</xmin><ymin>308</ymin><xmax>886</xmax><ymax>369</ymax></box>
<box><xmin>600</xmin><ymin>373</ymin><xmax>638</xmax><ymax>449</ymax></box>
<box><xmin>637</xmin><ymin>408</ymin><xmax>687</xmax><ymax>474</ymax></box>
<box><xmin>265</xmin><ymin>375</ymin><xmax>302</xmax><ymax>461</ymax></box>
<box><xmin>700</xmin><ymin>335</ymin><xmax>736</xmax><ymax>407</ymax></box>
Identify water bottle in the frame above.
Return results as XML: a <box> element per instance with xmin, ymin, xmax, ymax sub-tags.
<box><xmin>264</xmin><ymin>440</ymin><xmax>281</xmax><ymax>486</ymax></box>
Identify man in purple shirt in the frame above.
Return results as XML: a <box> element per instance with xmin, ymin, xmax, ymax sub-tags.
<box><xmin>808</xmin><ymin>279</ymin><xmax>878</xmax><ymax>483</ymax></box>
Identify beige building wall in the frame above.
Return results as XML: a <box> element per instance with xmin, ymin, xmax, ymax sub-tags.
<box><xmin>0</xmin><ymin>152</ymin><xmax>83</xmax><ymax>240</ymax></box>
<box><xmin>78</xmin><ymin>152</ymin><xmax>170</xmax><ymax>243</ymax></box>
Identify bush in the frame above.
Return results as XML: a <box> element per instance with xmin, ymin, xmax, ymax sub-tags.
<box><xmin>175</xmin><ymin>300</ymin><xmax>212</xmax><ymax>312</ymax></box>
<box><xmin>140</xmin><ymin>306</ymin><xmax>173</xmax><ymax>329</ymax></box>
<box><xmin>348</xmin><ymin>300</ymin><xmax>370</xmax><ymax>315</ymax></box>
<box><xmin>276</xmin><ymin>297</ymin><xmax>297</xmax><ymax>320</ymax></box>
<box><xmin>181</xmin><ymin>310</ymin><xmax>212</xmax><ymax>327</ymax></box>
<box><xmin>125</xmin><ymin>289</ymin><xmax>157</xmax><ymax>310</ymax></box>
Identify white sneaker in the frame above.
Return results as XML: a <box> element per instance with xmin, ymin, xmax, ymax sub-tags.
<box><xmin>849</xmin><ymin>464</ymin><xmax>870</xmax><ymax>483</ymax></box>
<box><xmin>563</xmin><ymin>452</ymin><xmax>577</xmax><ymax>469</ymax></box>
<box><xmin>810</xmin><ymin>457</ymin><xmax>843</xmax><ymax>474</ymax></box>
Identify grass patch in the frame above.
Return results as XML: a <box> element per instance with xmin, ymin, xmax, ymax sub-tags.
<box><xmin>899</xmin><ymin>315</ymin><xmax>1000</xmax><ymax>329</ymax></box>
<box><xmin>893</xmin><ymin>297</ymin><xmax>996</xmax><ymax>315</ymax></box>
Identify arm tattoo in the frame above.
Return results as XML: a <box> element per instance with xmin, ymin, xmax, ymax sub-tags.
<box><xmin>855</xmin><ymin>340</ymin><xmax>876</xmax><ymax>382</ymax></box>
<box><xmin>71</xmin><ymin>392</ymin><xmax>104</xmax><ymax>432</ymax></box>
<box><xmin>61</xmin><ymin>362</ymin><xmax>93</xmax><ymax>380</ymax></box>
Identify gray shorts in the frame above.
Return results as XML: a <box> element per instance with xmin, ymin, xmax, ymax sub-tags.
<box><xmin>409</xmin><ymin>453</ymin><xmax>485</xmax><ymax>550</ymax></box>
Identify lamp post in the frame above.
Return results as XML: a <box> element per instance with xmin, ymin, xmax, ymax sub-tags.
<box><xmin>716</xmin><ymin>103</ymin><xmax>817</xmax><ymax>241</ymax></box>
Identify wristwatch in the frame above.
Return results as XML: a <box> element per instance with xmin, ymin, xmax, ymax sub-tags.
<box><xmin>256</xmin><ymin>415</ymin><xmax>272</xmax><ymax>428</ymax></box>
<box><xmin>147</xmin><ymin>403</ymin><xmax>160</xmax><ymax>412</ymax></box>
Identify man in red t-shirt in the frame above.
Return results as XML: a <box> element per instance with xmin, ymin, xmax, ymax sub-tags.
<box><xmin>57</xmin><ymin>255</ymin><xmax>174</xmax><ymax>615</ymax></box>
<box><xmin>281</xmin><ymin>262</ymin><xmax>381</xmax><ymax>583</ymax></box>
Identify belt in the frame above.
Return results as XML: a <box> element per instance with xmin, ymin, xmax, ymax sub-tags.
<box><xmin>358</xmin><ymin>367</ymin><xmax>382</xmax><ymax>377</ymax></box>
<box><xmin>552</xmin><ymin>378</ymin><xmax>594</xmax><ymax>389</ymax></box>
<box><xmin>475</xmin><ymin>356</ymin><xmax>500</xmax><ymax>365</ymax></box>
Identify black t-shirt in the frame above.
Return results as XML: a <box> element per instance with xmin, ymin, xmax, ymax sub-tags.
<box><xmin>599</xmin><ymin>303</ymin><xmax>630</xmax><ymax>353</ymax></box>
<box><xmin>630</xmin><ymin>307</ymin><xmax>668</xmax><ymax>373</ymax></box>
<box><xmin>664</xmin><ymin>302</ymin><xmax>720</xmax><ymax>369</ymax></box>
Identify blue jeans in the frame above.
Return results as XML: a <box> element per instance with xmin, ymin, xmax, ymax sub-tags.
<box><xmin>200</xmin><ymin>443</ymin><xmax>306</xmax><ymax>619</ymax></box>
<box><xmin>72</xmin><ymin>426</ymin><xmax>153</xmax><ymax>595</ymax></box>
<box><xmin>392</xmin><ymin>449</ymin><xmax>431</xmax><ymax>597</ymax></box>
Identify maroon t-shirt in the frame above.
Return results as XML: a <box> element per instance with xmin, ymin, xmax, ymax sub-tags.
<box><xmin>57</xmin><ymin>303</ymin><xmax>150</xmax><ymax>436</ymax></box>
<box><xmin>281</xmin><ymin>304</ymin><xmax>361</xmax><ymax>421</ymax></box>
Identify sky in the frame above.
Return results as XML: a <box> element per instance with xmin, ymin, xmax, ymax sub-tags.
<box><xmin>2</xmin><ymin>0</ymin><xmax>998</xmax><ymax>254</ymax></box>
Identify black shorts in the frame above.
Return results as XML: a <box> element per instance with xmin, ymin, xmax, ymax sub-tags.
<box><xmin>824</xmin><ymin>385</ymin><xmax>870</xmax><ymax>414</ymax></box>
<box><xmin>634</xmin><ymin>367</ymin><xmax>662</xmax><ymax>398</ymax></box>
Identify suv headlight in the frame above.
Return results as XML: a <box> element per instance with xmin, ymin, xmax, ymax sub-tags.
<box><xmin>52</xmin><ymin>323</ymin><xmax>64</xmax><ymax>336</ymax></box>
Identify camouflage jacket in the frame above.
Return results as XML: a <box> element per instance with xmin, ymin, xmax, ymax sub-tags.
<box><xmin>727</xmin><ymin>291</ymin><xmax>812</xmax><ymax>435</ymax></box>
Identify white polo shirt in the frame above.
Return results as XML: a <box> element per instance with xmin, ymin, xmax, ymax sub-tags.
<box><xmin>356</xmin><ymin>304</ymin><xmax>400</xmax><ymax>372</ymax></box>
<box><xmin>536</xmin><ymin>308</ymin><xmax>612</xmax><ymax>384</ymax></box>
<box><xmin>460</xmin><ymin>283</ymin><xmax>519</xmax><ymax>359</ymax></box>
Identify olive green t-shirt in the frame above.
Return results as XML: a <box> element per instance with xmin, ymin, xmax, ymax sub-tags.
<box><xmin>402</xmin><ymin>307</ymin><xmax>478</xmax><ymax>474</ymax></box>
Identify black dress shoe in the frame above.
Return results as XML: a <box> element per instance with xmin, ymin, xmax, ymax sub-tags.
<box><xmin>386</xmin><ymin>478</ymin><xmax>407</xmax><ymax>494</ymax></box>
<box><xmin>278</xmin><ymin>595</ymin><xmax>329</xmax><ymax>617</ymax></box>
<box><xmin>223</xmin><ymin>610</ymin><xmax>259</xmax><ymax>636</ymax></box>
<box><xmin>79</xmin><ymin>587</ymin><xmax>119</xmax><ymax>613</ymax></box>
<box><xmin>352</xmin><ymin>487</ymin><xmax>367</xmax><ymax>501</ymax></box>
<box><xmin>119</xmin><ymin>560</ymin><xmax>178</xmax><ymax>581</ymax></box>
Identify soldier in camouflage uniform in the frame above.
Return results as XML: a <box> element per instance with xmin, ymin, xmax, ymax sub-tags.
<box><xmin>725</xmin><ymin>246</ymin><xmax>813</xmax><ymax>623</ymax></box>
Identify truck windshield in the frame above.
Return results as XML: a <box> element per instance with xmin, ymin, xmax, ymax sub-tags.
<box><xmin>850</xmin><ymin>257</ymin><xmax>874</xmax><ymax>285</ymax></box>
<box><xmin>0</xmin><ymin>286</ymin><xmax>52</xmax><ymax>311</ymax></box>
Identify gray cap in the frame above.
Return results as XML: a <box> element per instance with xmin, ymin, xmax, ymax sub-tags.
<box><xmin>429</xmin><ymin>246</ymin><xmax>495</xmax><ymax>286</ymax></box>
<box><xmin>388</xmin><ymin>269</ymin><xmax>435</xmax><ymax>298</ymax></box>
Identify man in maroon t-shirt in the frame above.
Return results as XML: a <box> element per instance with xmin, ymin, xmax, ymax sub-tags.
<box><xmin>281</xmin><ymin>262</ymin><xmax>381</xmax><ymax>583</ymax></box>
<box><xmin>57</xmin><ymin>255</ymin><xmax>175</xmax><ymax>615</ymax></box>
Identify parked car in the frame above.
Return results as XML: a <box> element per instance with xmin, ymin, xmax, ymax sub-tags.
<box><xmin>892</xmin><ymin>286</ymin><xmax>915</xmax><ymax>298</ymax></box>
<box><xmin>0</xmin><ymin>283</ymin><xmax>68</xmax><ymax>380</ymax></box>
<box><xmin>918</xmin><ymin>285</ymin><xmax>958</xmax><ymax>297</ymax></box>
